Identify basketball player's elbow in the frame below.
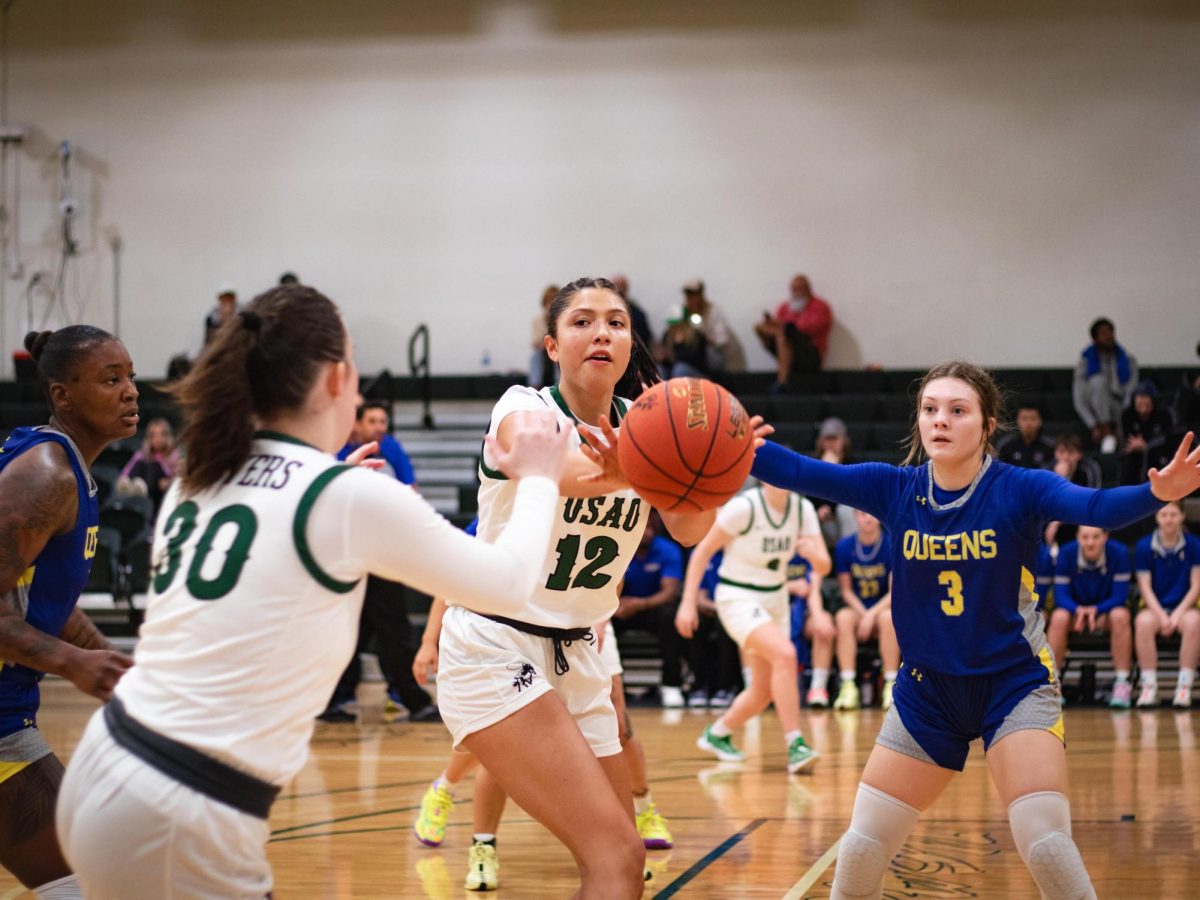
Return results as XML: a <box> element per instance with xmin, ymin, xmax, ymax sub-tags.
<box><xmin>659</xmin><ymin>509</ymin><xmax>717</xmax><ymax>547</ymax></box>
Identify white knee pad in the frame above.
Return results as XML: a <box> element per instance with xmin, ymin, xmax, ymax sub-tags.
<box><xmin>34</xmin><ymin>874</ymin><xmax>82</xmax><ymax>900</ymax></box>
<box><xmin>830</xmin><ymin>783</ymin><xmax>920</xmax><ymax>900</ymax></box>
<box><xmin>1008</xmin><ymin>792</ymin><xmax>1097</xmax><ymax>900</ymax></box>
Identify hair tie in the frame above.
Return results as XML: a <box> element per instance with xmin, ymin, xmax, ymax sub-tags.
<box><xmin>240</xmin><ymin>310</ymin><xmax>262</xmax><ymax>332</ymax></box>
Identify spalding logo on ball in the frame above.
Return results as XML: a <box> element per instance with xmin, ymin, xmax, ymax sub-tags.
<box><xmin>618</xmin><ymin>377</ymin><xmax>754</xmax><ymax>511</ymax></box>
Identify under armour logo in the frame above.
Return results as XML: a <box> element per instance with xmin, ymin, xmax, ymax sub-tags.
<box><xmin>915</xmin><ymin>494</ymin><xmax>927</xmax><ymax>505</ymax></box>
<box><xmin>909</xmin><ymin>667</ymin><xmax>923</xmax><ymax>682</ymax></box>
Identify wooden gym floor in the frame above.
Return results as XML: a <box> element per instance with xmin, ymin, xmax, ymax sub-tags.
<box><xmin>4</xmin><ymin>680</ymin><xmax>1198</xmax><ymax>899</ymax></box>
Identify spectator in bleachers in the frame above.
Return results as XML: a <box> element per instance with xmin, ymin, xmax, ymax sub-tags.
<box><xmin>319</xmin><ymin>402</ymin><xmax>434</xmax><ymax>723</ymax></box>
<box><xmin>203</xmin><ymin>283</ymin><xmax>238</xmax><ymax>346</ymax></box>
<box><xmin>1171</xmin><ymin>341</ymin><xmax>1200</xmax><ymax>431</ymax></box>
<box><xmin>1133</xmin><ymin>501</ymin><xmax>1200</xmax><ymax>709</ymax></box>
<box><xmin>1053</xmin><ymin>432</ymin><xmax>1102</xmax><ymax>488</ymax></box>
<box><xmin>831</xmin><ymin>510</ymin><xmax>898</xmax><ymax>711</ymax></box>
<box><xmin>1047</xmin><ymin>525</ymin><xmax>1134</xmax><ymax>707</ymax></box>
<box><xmin>1073</xmin><ymin>317</ymin><xmax>1138</xmax><ymax>453</ymax></box>
<box><xmin>1119</xmin><ymin>381</ymin><xmax>1174</xmax><ymax>485</ymax></box>
<box><xmin>528</xmin><ymin>284</ymin><xmax>559</xmax><ymax>389</ymax></box>
<box><xmin>278</xmin><ymin>271</ymin><xmax>300</xmax><ymax>285</ymax></box>
<box><xmin>754</xmin><ymin>274</ymin><xmax>833</xmax><ymax>391</ymax></box>
<box><xmin>612</xmin><ymin>514</ymin><xmax>687</xmax><ymax>707</ymax></box>
<box><xmin>117</xmin><ymin>417</ymin><xmax>180</xmax><ymax>515</ymax></box>
<box><xmin>810</xmin><ymin>418</ymin><xmax>857</xmax><ymax>547</ymax></box>
<box><xmin>686</xmin><ymin>550</ymin><xmax>741</xmax><ymax>708</ymax></box>
<box><xmin>996</xmin><ymin>403</ymin><xmax>1055</xmax><ymax>469</ymax></box>
<box><xmin>609</xmin><ymin>274</ymin><xmax>654</xmax><ymax>352</ymax></box>
<box><xmin>661</xmin><ymin>280</ymin><xmax>740</xmax><ymax>378</ymax></box>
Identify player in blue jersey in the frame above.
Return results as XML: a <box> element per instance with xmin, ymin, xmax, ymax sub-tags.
<box><xmin>1046</xmin><ymin>526</ymin><xmax>1134</xmax><ymax>708</ymax></box>
<box><xmin>750</xmin><ymin>360</ymin><xmax>1200</xmax><ymax>900</ymax></box>
<box><xmin>832</xmin><ymin>510</ymin><xmax>898</xmax><ymax>711</ymax></box>
<box><xmin>0</xmin><ymin>327</ymin><xmax>138</xmax><ymax>898</ymax></box>
<box><xmin>1132</xmin><ymin>501</ymin><xmax>1200</xmax><ymax>708</ymax></box>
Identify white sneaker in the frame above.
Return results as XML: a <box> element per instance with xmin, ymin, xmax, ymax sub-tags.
<box><xmin>1174</xmin><ymin>684</ymin><xmax>1193</xmax><ymax>709</ymax></box>
<box><xmin>1136</xmin><ymin>682</ymin><xmax>1158</xmax><ymax>709</ymax></box>
<box><xmin>660</xmin><ymin>686</ymin><xmax>685</xmax><ymax>708</ymax></box>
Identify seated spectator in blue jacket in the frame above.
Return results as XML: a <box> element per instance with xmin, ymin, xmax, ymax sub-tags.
<box><xmin>997</xmin><ymin>403</ymin><xmax>1055</xmax><ymax>469</ymax></box>
<box><xmin>1132</xmin><ymin>501</ymin><xmax>1200</xmax><ymax>709</ymax></box>
<box><xmin>612</xmin><ymin>515</ymin><xmax>687</xmax><ymax>707</ymax></box>
<box><xmin>1119</xmin><ymin>381</ymin><xmax>1174</xmax><ymax>485</ymax></box>
<box><xmin>1046</xmin><ymin>526</ymin><xmax>1134</xmax><ymax>707</ymax></box>
<box><xmin>337</xmin><ymin>401</ymin><xmax>415</xmax><ymax>484</ymax></box>
<box><xmin>1073</xmin><ymin>317</ymin><xmax>1138</xmax><ymax>452</ymax></box>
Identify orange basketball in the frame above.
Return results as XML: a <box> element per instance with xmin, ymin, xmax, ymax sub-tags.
<box><xmin>618</xmin><ymin>377</ymin><xmax>755</xmax><ymax>512</ymax></box>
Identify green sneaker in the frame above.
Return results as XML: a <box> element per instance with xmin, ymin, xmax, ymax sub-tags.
<box><xmin>696</xmin><ymin>724</ymin><xmax>745</xmax><ymax>762</ymax></box>
<box><xmin>787</xmin><ymin>736</ymin><xmax>820</xmax><ymax>773</ymax></box>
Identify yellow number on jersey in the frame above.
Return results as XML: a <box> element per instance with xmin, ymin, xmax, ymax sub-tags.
<box><xmin>938</xmin><ymin>570</ymin><xmax>964</xmax><ymax>616</ymax></box>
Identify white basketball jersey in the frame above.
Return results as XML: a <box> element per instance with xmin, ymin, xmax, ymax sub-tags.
<box><xmin>116</xmin><ymin>433</ymin><xmax>368</xmax><ymax>784</ymax></box>
<box><xmin>716</xmin><ymin>486</ymin><xmax>820</xmax><ymax>590</ymax></box>
<box><xmin>474</xmin><ymin>385</ymin><xmax>648</xmax><ymax>628</ymax></box>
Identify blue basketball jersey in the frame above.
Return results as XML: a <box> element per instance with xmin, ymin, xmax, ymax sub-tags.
<box><xmin>0</xmin><ymin>427</ymin><xmax>99</xmax><ymax>736</ymax></box>
<box><xmin>834</xmin><ymin>533</ymin><xmax>892</xmax><ymax>608</ymax></box>
<box><xmin>1053</xmin><ymin>539</ymin><xmax>1132</xmax><ymax>614</ymax></box>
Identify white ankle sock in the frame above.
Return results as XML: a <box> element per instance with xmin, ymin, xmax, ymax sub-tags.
<box><xmin>709</xmin><ymin>718</ymin><xmax>732</xmax><ymax>738</ymax></box>
<box><xmin>634</xmin><ymin>790</ymin><xmax>653</xmax><ymax>815</ymax></box>
<box><xmin>811</xmin><ymin>668</ymin><xmax>831</xmax><ymax>691</ymax></box>
<box><xmin>1180</xmin><ymin>668</ymin><xmax>1196</xmax><ymax>687</ymax></box>
<box><xmin>839</xmin><ymin>671</ymin><xmax>856</xmax><ymax>684</ymax></box>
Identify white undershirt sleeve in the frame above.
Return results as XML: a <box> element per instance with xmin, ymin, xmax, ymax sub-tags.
<box><xmin>306</xmin><ymin>468</ymin><xmax>559</xmax><ymax>616</ymax></box>
<box><xmin>798</xmin><ymin>497</ymin><xmax>821</xmax><ymax>537</ymax></box>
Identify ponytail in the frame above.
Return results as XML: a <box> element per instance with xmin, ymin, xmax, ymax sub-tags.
<box><xmin>171</xmin><ymin>286</ymin><xmax>345</xmax><ymax>495</ymax></box>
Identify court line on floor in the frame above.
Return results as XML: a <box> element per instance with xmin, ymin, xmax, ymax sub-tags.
<box><xmin>782</xmin><ymin>838</ymin><xmax>840</xmax><ymax>900</ymax></box>
<box><xmin>651</xmin><ymin>818</ymin><xmax>768</xmax><ymax>899</ymax></box>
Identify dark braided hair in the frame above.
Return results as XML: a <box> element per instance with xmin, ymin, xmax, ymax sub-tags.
<box><xmin>171</xmin><ymin>285</ymin><xmax>346</xmax><ymax>495</ymax></box>
<box><xmin>24</xmin><ymin>326</ymin><xmax>118</xmax><ymax>409</ymax></box>
<box><xmin>546</xmin><ymin>277</ymin><xmax>661</xmax><ymax>399</ymax></box>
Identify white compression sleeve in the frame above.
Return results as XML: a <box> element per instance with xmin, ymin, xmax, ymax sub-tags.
<box><xmin>1008</xmin><ymin>791</ymin><xmax>1097</xmax><ymax>900</ymax></box>
<box><xmin>830</xmin><ymin>783</ymin><xmax>920</xmax><ymax>900</ymax></box>
<box><xmin>308</xmin><ymin>469</ymin><xmax>559</xmax><ymax>616</ymax></box>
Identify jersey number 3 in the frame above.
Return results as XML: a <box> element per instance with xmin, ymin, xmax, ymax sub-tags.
<box><xmin>153</xmin><ymin>501</ymin><xmax>259</xmax><ymax>600</ymax></box>
<box><xmin>938</xmin><ymin>570</ymin><xmax>965</xmax><ymax>617</ymax></box>
<box><xmin>546</xmin><ymin>534</ymin><xmax>620</xmax><ymax>591</ymax></box>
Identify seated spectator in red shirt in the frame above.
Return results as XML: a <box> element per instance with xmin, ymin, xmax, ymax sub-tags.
<box><xmin>996</xmin><ymin>403</ymin><xmax>1055</xmax><ymax>469</ymax></box>
<box><xmin>754</xmin><ymin>274</ymin><xmax>833</xmax><ymax>390</ymax></box>
<box><xmin>1119</xmin><ymin>381</ymin><xmax>1174</xmax><ymax>485</ymax></box>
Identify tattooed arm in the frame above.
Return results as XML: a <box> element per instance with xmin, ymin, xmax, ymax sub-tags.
<box><xmin>0</xmin><ymin>444</ymin><xmax>131</xmax><ymax>698</ymax></box>
<box><xmin>59</xmin><ymin>607</ymin><xmax>112</xmax><ymax>651</ymax></box>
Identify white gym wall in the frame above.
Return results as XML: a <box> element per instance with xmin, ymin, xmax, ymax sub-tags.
<box><xmin>2</xmin><ymin>0</ymin><xmax>1196</xmax><ymax>378</ymax></box>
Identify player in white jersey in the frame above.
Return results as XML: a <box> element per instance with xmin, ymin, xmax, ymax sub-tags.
<box><xmin>677</xmin><ymin>482</ymin><xmax>828</xmax><ymax>773</ymax></box>
<box><xmin>54</xmin><ymin>285</ymin><xmax>572</xmax><ymax>900</ymax></box>
<box><xmin>437</xmin><ymin>278</ymin><xmax>719</xmax><ymax>896</ymax></box>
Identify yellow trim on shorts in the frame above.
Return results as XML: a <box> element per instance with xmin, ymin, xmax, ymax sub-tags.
<box><xmin>16</xmin><ymin>565</ymin><xmax>34</xmax><ymax>588</ymax></box>
<box><xmin>0</xmin><ymin>759</ymin><xmax>31</xmax><ymax>785</ymax></box>
<box><xmin>1037</xmin><ymin>646</ymin><xmax>1067</xmax><ymax>743</ymax></box>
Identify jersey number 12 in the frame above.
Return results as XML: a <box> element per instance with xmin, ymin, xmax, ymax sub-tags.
<box><xmin>546</xmin><ymin>534</ymin><xmax>620</xmax><ymax>591</ymax></box>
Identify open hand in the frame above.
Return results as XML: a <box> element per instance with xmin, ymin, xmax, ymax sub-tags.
<box><xmin>1148</xmin><ymin>432</ymin><xmax>1200</xmax><ymax>501</ymax></box>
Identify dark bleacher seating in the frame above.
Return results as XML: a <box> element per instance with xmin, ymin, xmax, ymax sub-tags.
<box><xmin>828</xmin><ymin>393</ymin><xmax>878</xmax><ymax>421</ymax></box>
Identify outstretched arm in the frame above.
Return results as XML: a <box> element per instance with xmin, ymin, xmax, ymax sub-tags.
<box><xmin>751</xmin><ymin>441</ymin><xmax>895</xmax><ymax>520</ymax></box>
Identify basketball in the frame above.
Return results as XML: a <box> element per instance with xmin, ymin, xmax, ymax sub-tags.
<box><xmin>618</xmin><ymin>377</ymin><xmax>755</xmax><ymax>512</ymax></box>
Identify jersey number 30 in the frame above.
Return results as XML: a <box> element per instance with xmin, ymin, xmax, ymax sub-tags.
<box><xmin>153</xmin><ymin>501</ymin><xmax>259</xmax><ymax>600</ymax></box>
<box><xmin>938</xmin><ymin>570</ymin><xmax>965</xmax><ymax>617</ymax></box>
<box><xmin>546</xmin><ymin>534</ymin><xmax>620</xmax><ymax>591</ymax></box>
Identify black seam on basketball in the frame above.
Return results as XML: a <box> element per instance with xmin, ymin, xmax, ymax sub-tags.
<box><xmin>678</xmin><ymin>383</ymin><xmax>724</xmax><ymax>499</ymax></box>
<box><xmin>695</xmin><ymin>398</ymin><xmax>754</xmax><ymax>477</ymax></box>
<box><xmin>624</xmin><ymin>415</ymin><xmax>697</xmax><ymax>489</ymax></box>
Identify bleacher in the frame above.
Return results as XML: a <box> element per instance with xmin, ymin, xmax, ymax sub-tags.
<box><xmin>4</xmin><ymin>364</ymin><xmax>1196</xmax><ymax>693</ymax></box>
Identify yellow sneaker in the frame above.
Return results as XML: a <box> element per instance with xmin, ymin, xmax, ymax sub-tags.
<box><xmin>413</xmin><ymin>781</ymin><xmax>453</xmax><ymax>847</ymax></box>
<box><xmin>636</xmin><ymin>802</ymin><xmax>674</xmax><ymax>849</ymax></box>
<box><xmin>881</xmin><ymin>679</ymin><xmax>895</xmax><ymax>711</ymax></box>
<box><xmin>464</xmin><ymin>841</ymin><xmax>499</xmax><ymax>891</ymax></box>
<box><xmin>833</xmin><ymin>679</ymin><xmax>860</xmax><ymax>711</ymax></box>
